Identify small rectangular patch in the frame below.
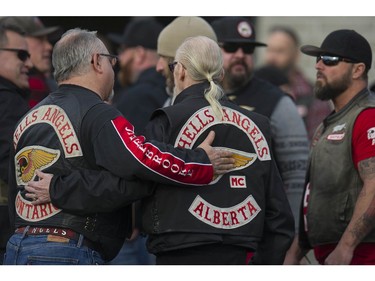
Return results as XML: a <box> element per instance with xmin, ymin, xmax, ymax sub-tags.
<box><xmin>230</xmin><ymin>176</ymin><xmax>246</xmax><ymax>188</ymax></box>
<box><xmin>47</xmin><ymin>235</ymin><xmax>69</xmax><ymax>243</ymax></box>
<box><xmin>327</xmin><ymin>133</ymin><xmax>345</xmax><ymax>141</ymax></box>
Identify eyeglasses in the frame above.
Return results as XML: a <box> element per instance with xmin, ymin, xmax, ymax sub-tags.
<box><xmin>316</xmin><ymin>55</ymin><xmax>357</xmax><ymax>66</ymax></box>
<box><xmin>168</xmin><ymin>61</ymin><xmax>178</xmax><ymax>73</ymax></box>
<box><xmin>98</xmin><ymin>53</ymin><xmax>118</xmax><ymax>67</ymax></box>
<box><xmin>220</xmin><ymin>43</ymin><xmax>255</xmax><ymax>54</ymax></box>
<box><xmin>0</xmin><ymin>48</ymin><xmax>31</xmax><ymax>62</ymax></box>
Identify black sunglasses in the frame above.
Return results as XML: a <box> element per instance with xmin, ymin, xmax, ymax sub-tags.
<box><xmin>99</xmin><ymin>53</ymin><xmax>118</xmax><ymax>67</ymax></box>
<box><xmin>316</xmin><ymin>55</ymin><xmax>357</xmax><ymax>66</ymax></box>
<box><xmin>220</xmin><ymin>43</ymin><xmax>255</xmax><ymax>54</ymax></box>
<box><xmin>0</xmin><ymin>48</ymin><xmax>30</xmax><ymax>62</ymax></box>
<box><xmin>90</xmin><ymin>53</ymin><xmax>118</xmax><ymax>68</ymax></box>
<box><xmin>168</xmin><ymin>61</ymin><xmax>178</xmax><ymax>73</ymax></box>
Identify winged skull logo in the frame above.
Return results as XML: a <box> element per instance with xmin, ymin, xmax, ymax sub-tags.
<box><xmin>211</xmin><ymin>147</ymin><xmax>257</xmax><ymax>184</ymax></box>
<box><xmin>15</xmin><ymin>146</ymin><xmax>60</xmax><ymax>185</ymax></box>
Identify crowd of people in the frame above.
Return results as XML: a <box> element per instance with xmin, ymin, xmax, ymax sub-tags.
<box><xmin>0</xmin><ymin>16</ymin><xmax>374</xmax><ymax>265</ymax></box>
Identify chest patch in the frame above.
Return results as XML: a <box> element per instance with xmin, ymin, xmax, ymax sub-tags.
<box><xmin>327</xmin><ymin>123</ymin><xmax>346</xmax><ymax>141</ymax></box>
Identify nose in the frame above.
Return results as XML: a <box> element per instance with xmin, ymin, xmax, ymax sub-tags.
<box><xmin>24</xmin><ymin>57</ymin><xmax>33</xmax><ymax>69</ymax></box>
<box><xmin>233</xmin><ymin>47</ymin><xmax>246</xmax><ymax>58</ymax></box>
<box><xmin>315</xmin><ymin>58</ymin><xmax>324</xmax><ymax>70</ymax></box>
<box><xmin>155</xmin><ymin>57</ymin><xmax>165</xmax><ymax>74</ymax></box>
<box><xmin>44</xmin><ymin>40</ymin><xmax>53</xmax><ymax>51</ymax></box>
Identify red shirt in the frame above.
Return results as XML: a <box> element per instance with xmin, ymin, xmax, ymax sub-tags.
<box><xmin>352</xmin><ymin>108</ymin><xmax>375</xmax><ymax>167</ymax></box>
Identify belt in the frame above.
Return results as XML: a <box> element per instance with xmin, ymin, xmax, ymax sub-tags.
<box><xmin>15</xmin><ymin>226</ymin><xmax>99</xmax><ymax>251</ymax></box>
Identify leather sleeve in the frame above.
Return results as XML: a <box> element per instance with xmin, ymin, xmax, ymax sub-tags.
<box><xmin>87</xmin><ymin>104</ymin><xmax>213</xmax><ymax>185</ymax></box>
<box><xmin>50</xmin><ymin>169</ymin><xmax>155</xmax><ymax>215</ymax></box>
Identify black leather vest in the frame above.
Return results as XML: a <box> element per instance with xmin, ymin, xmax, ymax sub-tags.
<box><xmin>227</xmin><ymin>76</ymin><xmax>284</xmax><ymax>118</ymax></box>
<box><xmin>142</xmin><ymin>83</ymin><xmax>275</xmax><ymax>248</ymax></box>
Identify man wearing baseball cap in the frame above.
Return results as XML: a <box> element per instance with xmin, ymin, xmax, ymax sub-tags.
<box><xmin>211</xmin><ymin>17</ymin><xmax>309</xmax><ymax>248</ymax></box>
<box><xmin>286</xmin><ymin>29</ymin><xmax>375</xmax><ymax>265</ymax></box>
<box><xmin>108</xmin><ymin>18</ymin><xmax>168</xmax><ymax>134</ymax></box>
<box><xmin>0</xmin><ymin>17</ymin><xmax>61</xmax><ymax>108</ymax></box>
<box><xmin>156</xmin><ymin>16</ymin><xmax>217</xmax><ymax>105</ymax></box>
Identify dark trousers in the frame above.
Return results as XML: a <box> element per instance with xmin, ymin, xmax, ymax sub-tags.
<box><xmin>0</xmin><ymin>249</ymin><xmax>4</xmax><ymax>265</ymax></box>
<box><xmin>156</xmin><ymin>243</ymin><xmax>248</xmax><ymax>265</ymax></box>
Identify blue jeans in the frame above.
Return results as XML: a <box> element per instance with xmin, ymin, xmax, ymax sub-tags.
<box><xmin>4</xmin><ymin>228</ymin><xmax>104</xmax><ymax>265</ymax></box>
<box><xmin>106</xmin><ymin>235</ymin><xmax>155</xmax><ymax>265</ymax></box>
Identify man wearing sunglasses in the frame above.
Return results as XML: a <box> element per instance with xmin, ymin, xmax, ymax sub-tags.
<box><xmin>1</xmin><ymin>17</ymin><xmax>61</xmax><ymax>108</ymax></box>
<box><xmin>0</xmin><ymin>23</ymin><xmax>33</xmax><ymax>264</ymax></box>
<box><xmin>211</xmin><ymin>17</ymin><xmax>309</xmax><ymax>246</ymax></box>
<box><xmin>285</xmin><ymin>29</ymin><xmax>375</xmax><ymax>265</ymax></box>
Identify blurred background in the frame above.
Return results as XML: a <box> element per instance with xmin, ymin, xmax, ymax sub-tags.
<box><xmin>40</xmin><ymin>16</ymin><xmax>375</xmax><ymax>87</ymax></box>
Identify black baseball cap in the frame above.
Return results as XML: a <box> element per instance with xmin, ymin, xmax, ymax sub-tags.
<box><xmin>301</xmin><ymin>29</ymin><xmax>372</xmax><ymax>69</ymax></box>
<box><xmin>107</xmin><ymin>18</ymin><xmax>163</xmax><ymax>50</ymax></box>
<box><xmin>211</xmin><ymin>17</ymin><xmax>267</xmax><ymax>47</ymax></box>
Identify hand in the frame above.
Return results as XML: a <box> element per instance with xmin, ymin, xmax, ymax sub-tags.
<box><xmin>324</xmin><ymin>244</ymin><xmax>353</xmax><ymax>265</ymax></box>
<box><xmin>198</xmin><ymin>131</ymin><xmax>235</xmax><ymax>176</ymax></box>
<box><xmin>283</xmin><ymin>236</ymin><xmax>305</xmax><ymax>265</ymax></box>
<box><xmin>24</xmin><ymin>170</ymin><xmax>53</xmax><ymax>205</ymax></box>
<box><xmin>126</xmin><ymin>228</ymin><xmax>140</xmax><ymax>241</ymax></box>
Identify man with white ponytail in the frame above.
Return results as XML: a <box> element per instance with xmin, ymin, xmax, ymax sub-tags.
<box><xmin>156</xmin><ymin>16</ymin><xmax>218</xmax><ymax>106</ymax></box>
<box><xmin>139</xmin><ymin>36</ymin><xmax>294</xmax><ymax>264</ymax></box>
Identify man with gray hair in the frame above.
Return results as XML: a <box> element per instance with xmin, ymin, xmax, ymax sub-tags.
<box><xmin>4</xmin><ymin>28</ymin><xmax>234</xmax><ymax>265</ymax></box>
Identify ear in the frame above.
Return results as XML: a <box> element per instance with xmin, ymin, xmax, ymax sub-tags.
<box><xmin>352</xmin><ymin>63</ymin><xmax>366</xmax><ymax>80</ymax></box>
<box><xmin>218</xmin><ymin>68</ymin><xmax>225</xmax><ymax>83</ymax></box>
<box><xmin>91</xmin><ymin>53</ymin><xmax>104</xmax><ymax>74</ymax></box>
<box><xmin>176</xmin><ymin>63</ymin><xmax>186</xmax><ymax>82</ymax></box>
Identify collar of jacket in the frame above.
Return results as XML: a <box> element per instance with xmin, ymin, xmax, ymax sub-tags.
<box><xmin>323</xmin><ymin>87</ymin><xmax>369</xmax><ymax>126</ymax></box>
<box><xmin>0</xmin><ymin>75</ymin><xmax>30</xmax><ymax>100</ymax></box>
<box><xmin>173</xmin><ymin>81</ymin><xmax>216</xmax><ymax>105</ymax></box>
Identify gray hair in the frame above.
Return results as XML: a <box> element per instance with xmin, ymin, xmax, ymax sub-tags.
<box><xmin>175</xmin><ymin>36</ymin><xmax>225</xmax><ymax>119</ymax></box>
<box><xmin>52</xmin><ymin>28</ymin><xmax>107</xmax><ymax>83</ymax></box>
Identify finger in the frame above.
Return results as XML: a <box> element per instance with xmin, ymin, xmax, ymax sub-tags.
<box><xmin>31</xmin><ymin>197</ymin><xmax>41</xmax><ymax>205</ymax></box>
<box><xmin>200</xmin><ymin>131</ymin><xmax>215</xmax><ymax>147</ymax></box>
<box><xmin>25</xmin><ymin>192</ymin><xmax>35</xmax><ymax>200</ymax></box>
<box><xmin>35</xmin><ymin>169</ymin><xmax>43</xmax><ymax>179</ymax></box>
<box><xmin>25</xmin><ymin>192</ymin><xmax>38</xmax><ymax>202</ymax></box>
<box><xmin>215</xmin><ymin>157</ymin><xmax>235</xmax><ymax>165</ymax></box>
<box><xmin>26</xmin><ymin>179</ymin><xmax>40</xmax><ymax>189</ymax></box>
<box><xmin>35</xmin><ymin>169</ymin><xmax>48</xmax><ymax>180</ymax></box>
<box><xmin>24</xmin><ymin>184</ymin><xmax>37</xmax><ymax>193</ymax></box>
<box><xmin>216</xmin><ymin>150</ymin><xmax>233</xmax><ymax>158</ymax></box>
<box><xmin>215</xmin><ymin>163</ymin><xmax>236</xmax><ymax>171</ymax></box>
